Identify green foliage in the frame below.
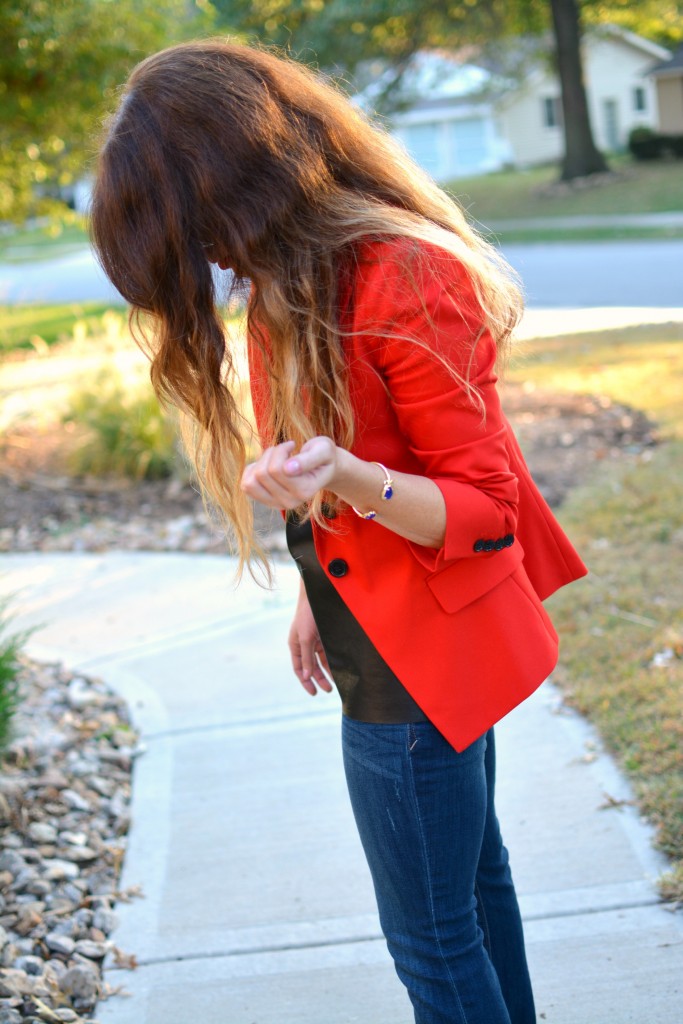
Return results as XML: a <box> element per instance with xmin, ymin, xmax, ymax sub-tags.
<box><xmin>213</xmin><ymin>0</ymin><xmax>682</xmax><ymax>75</ymax></box>
<box><xmin>628</xmin><ymin>128</ymin><xmax>683</xmax><ymax>161</ymax></box>
<box><xmin>212</xmin><ymin>0</ymin><xmax>507</xmax><ymax>76</ymax></box>
<box><xmin>0</xmin><ymin>0</ymin><xmax>217</xmax><ymax>222</ymax></box>
<box><xmin>64</xmin><ymin>370</ymin><xmax>180</xmax><ymax>480</ymax></box>
<box><xmin>583</xmin><ymin>1</ymin><xmax>683</xmax><ymax>50</ymax></box>
<box><xmin>0</xmin><ymin>599</ymin><xmax>28</xmax><ymax>750</ymax></box>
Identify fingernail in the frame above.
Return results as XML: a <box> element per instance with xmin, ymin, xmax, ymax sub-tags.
<box><xmin>284</xmin><ymin>459</ymin><xmax>300</xmax><ymax>474</ymax></box>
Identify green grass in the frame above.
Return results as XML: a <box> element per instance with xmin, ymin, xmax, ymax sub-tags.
<box><xmin>489</xmin><ymin>226</ymin><xmax>683</xmax><ymax>244</ymax></box>
<box><xmin>0</xmin><ymin>598</ymin><xmax>29</xmax><ymax>750</ymax></box>
<box><xmin>449</xmin><ymin>157</ymin><xmax>683</xmax><ymax>226</ymax></box>
<box><xmin>508</xmin><ymin>328</ymin><xmax>683</xmax><ymax>899</ymax></box>
<box><xmin>0</xmin><ymin>302</ymin><xmax>126</xmax><ymax>355</ymax></box>
<box><xmin>0</xmin><ymin>221</ymin><xmax>89</xmax><ymax>263</ymax></box>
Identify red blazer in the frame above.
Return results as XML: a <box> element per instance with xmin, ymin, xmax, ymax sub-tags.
<box><xmin>249</xmin><ymin>238</ymin><xmax>587</xmax><ymax>750</ymax></box>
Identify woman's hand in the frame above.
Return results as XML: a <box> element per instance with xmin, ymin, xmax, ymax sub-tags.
<box><xmin>242</xmin><ymin>436</ymin><xmax>447</xmax><ymax>549</ymax></box>
<box><xmin>288</xmin><ymin>581</ymin><xmax>333</xmax><ymax>696</ymax></box>
<box><xmin>241</xmin><ymin>437</ymin><xmax>339</xmax><ymax>510</ymax></box>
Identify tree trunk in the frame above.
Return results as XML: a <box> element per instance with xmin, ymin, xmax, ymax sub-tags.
<box><xmin>549</xmin><ymin>0</ymin><xmax>608</xmax><ymax>180</ymax></box>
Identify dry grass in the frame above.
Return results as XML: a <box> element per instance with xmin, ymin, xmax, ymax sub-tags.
<box><xmin>0</xmin><ymin>304</ymin><xmax>255</xmax><ymax>477</ymax></box>
<box><xmin>508</xmin><ymin>326</ymin><xmax>683</xmax><ymax>899</ymax></box>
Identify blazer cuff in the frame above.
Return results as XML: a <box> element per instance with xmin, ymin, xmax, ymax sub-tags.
<box><xmin>407</xmin><ymin>476</ymin><xmax>518</xmax><ymax>572</ymax></box>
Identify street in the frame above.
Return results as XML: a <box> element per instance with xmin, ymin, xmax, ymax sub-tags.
<box><xmin>505</xmin><ymin>239</ymin><xmax>683</xmax><ymax>307</ymax></box>
<box><xmin>1</xmin><ymin>238</ymin><xmax>682</xmax><ymax>308</ymax></box>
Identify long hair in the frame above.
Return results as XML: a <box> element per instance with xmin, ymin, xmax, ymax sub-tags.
<box><xmin>90</xmin><ymin>39</ymin><xmax>523</xmax><ymax>579</ymax></box>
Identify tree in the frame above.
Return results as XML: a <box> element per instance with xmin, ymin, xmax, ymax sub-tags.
<box><xmin>550</xmin><ymin>0</ymin><xmax>608</xmax><ymax>179</ymax></box>
<box><xmin>211</xmin><ymin>0</ymin><xmax>682</xmax><ymax>181</ymax></box>
<box><xmin>0</xmin><ymin>0</ymin><xmax>215</xmax><ymax>223</ymax></box>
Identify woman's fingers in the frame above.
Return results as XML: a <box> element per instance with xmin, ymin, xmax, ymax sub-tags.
<box><xmin>288</xmin><ymin>626</ymin><xmax>333</xmax><ymax>695</ymax></box>
<box><xmin>309</xmin><ymin>646</ymin><xmax>333</xmax><ymax>692</ymax></box>
<box><xmin>283</xmin><ymin>436</ymin><xmax>336</xmax><ymax>477</ymax></box>
<box><xmin>289</xmin><ymin>630</ymin><xmax>315</xmax><ymax>694</ymax></box>
<box><xmin>241</xmin><ymin>441</ymin><xmax>297</xmax><ymax>506</ymax></box>
<box><xmin>241</xmin><ymin>437</ymin><xmax>338</xmax><ymax>508</ymax></box>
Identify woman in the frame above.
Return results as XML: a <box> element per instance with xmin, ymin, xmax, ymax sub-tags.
<box><xmin>91</xmin><ymin>39</ymin><xmax>587</xmax><ymax>1024</ymax></box>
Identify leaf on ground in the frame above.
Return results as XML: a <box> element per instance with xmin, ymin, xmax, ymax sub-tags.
<box><xmin>598</xmin><ymin>792</ymin><xmax>635</xmax><ymax>811</ymax></box>
<box><xmin>111</xmin><ymin>945</ymin><xmax>139</xmax><ymax>970</ymax></box>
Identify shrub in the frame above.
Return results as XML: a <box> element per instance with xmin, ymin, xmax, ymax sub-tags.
<box><xmin>0</xmin><ymin>599</ymin><xmax>27</xmax><ymax>750</ymax></box>
<box><xmin>628</xmin><ymin>127</ymin><xmax>683</xmax><ymax>161</ymax></box>
<box><xmin>64</xmin><ymin>370</ymin><xmax>181</xmax><ymax>481</ymax></box>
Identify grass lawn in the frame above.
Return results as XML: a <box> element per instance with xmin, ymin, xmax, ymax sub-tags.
<box><xmin>448</xmin><ymin>156</ymin><xmax>683</xmax><ymax>233</ymax></box>
<box><xmin>493</xmin><ymin>226</ymin><xmax>683</xmax><ymax>243</ymax></box>
<box><xmin>0</xmin><ymin>302</ymin><xmax>125</xmax><ymax>354</ymax></box>
<box><xmin>0</xmin><ymin>220</ymin><xmax>90</xmax><ymax>263</ymax></box>
<box><xmin>507</xmin><ymin>326</ymin><xmax>683</xmax><ymax>898</ymax></box>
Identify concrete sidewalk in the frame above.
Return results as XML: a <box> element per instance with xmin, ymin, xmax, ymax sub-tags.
<box><xmin>1</xmin><ymin>552</ymin><xmax>681</xmax><ymax>1024</ymax></box>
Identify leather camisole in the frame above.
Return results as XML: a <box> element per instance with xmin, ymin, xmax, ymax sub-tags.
<box><xmin>286</xmin><ymin>515</ymin><xmax>427</xmax><ymax>724</ymax></box>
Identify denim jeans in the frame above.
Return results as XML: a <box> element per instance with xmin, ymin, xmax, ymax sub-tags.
<box><xmin>341</xmin><ymin>719</ymin><xmax>536</xmax><ymax>1024</ymax></box>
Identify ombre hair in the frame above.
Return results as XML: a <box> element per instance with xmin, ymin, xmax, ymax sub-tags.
<box><xmin>90</xmin><ymin>38</ymin><xmax>523</xmax><ymax>579</ymax></box>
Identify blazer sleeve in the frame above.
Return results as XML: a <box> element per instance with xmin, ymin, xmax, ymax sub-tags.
<box><xmin>354</xmin><ymin>241</ymin><xmax>519</xmax><ymax>571</ymax></box>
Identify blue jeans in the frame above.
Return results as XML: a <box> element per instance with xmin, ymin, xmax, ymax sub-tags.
<box><xmin>342</xmin><ymin>719</ymin><xmax>535</xmax><ymax>1024</ymax></box>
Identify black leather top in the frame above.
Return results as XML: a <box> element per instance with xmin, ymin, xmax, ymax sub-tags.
<box><xmin>286</xmin><ymin>515</ymin><xmax>427</xmax><ymax>723</ymax></box>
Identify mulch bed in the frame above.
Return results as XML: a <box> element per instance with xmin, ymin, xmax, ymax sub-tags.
<box><xmin>0</xmin><ymin>384</ymin><xmax>658</xmax><ymax>555</ymax></box>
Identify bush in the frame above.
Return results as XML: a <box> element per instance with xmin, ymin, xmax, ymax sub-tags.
<box><xmin>0</xmin><ymin>599</ymin><xmax>27</xmax><ymax>750</ymax></box>
<box><xmin>64</xmin><ymin>370</ymin><xmax>181</xmax><ymax>481</ymax></box>
<box><xmin>629</xmin><ymin>127</ymin><xmax>683</xmax><ymax>161</ymax></box>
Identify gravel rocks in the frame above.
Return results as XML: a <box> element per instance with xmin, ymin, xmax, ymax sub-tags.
<box><xmin>0</xmin><ymin>660</ymin><xmax>142</xmax><ymax>1022</ymax></box>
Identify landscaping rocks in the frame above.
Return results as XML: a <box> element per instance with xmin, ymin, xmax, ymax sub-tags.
<box><xmin>0</xmin><ymin>660</ymin><xmax>142</xmax><ymax>1022</ymax></box>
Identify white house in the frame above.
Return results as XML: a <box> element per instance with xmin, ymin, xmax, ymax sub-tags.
<box><xmin>357</xmin><ymin>51</ymin><xmax>511</xmax><ymax>181</ymax></box>
<box><xmin>357</xmin><ymin>52</ymin><xmax>512</xmax><ymax>180</ymax></box>
<box><xmin>367</xmin><ymin>27</ymin><xmax>672</xmax><ymax>181</ymax></box>
<box><xmin>497</xmin><ymin>26</ymin><xmax>671</xmax><ymax>168</ymax></box>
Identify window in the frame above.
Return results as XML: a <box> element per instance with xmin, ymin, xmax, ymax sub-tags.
<box><xmin>633</xmin><ymin>87</ymin><xmax>647</xmax><ymax>112</ymax></box>
<box><xmin>542</xmin><ymin>97</ymin><xmax>562</xmax><ymax>129</ymax></box>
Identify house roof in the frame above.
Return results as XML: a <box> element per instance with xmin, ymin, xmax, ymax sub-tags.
<box><xmin>353</xmin><ymin>50</ymin><xmax>501</xmax><ymax>115</ymax></box>
<box><xmin>353</xmin><ymin>26</ymin><xmax>673</xmax><ymax>115</ymax></box>
<box><xmin>597</xmin><ymin>24</ymin><xmax>671</xmax><ymax>62</ymax></box>
<box><xmin>648</xmin><ymin>44</ymin><xmax>683</xmax><ymax>78</ymax></box>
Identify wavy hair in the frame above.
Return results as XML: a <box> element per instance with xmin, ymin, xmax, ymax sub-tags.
<box><xmin>90</xmin><ymin>38</ymin><xmax>523</xmax><ymax>579</ymax></box>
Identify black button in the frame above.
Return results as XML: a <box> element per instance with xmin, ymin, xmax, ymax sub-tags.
<box><xmin>504</xmin><ymin>533</ymin><xmax>515</xmax><ymax>548</ymax></box>
<box><xmin>493</xmin><ymin>538</ymin><xmax>505</xmax><ymax>551</ymax></box>
<box><xmin>322</xmin><ymin>503</ymin><xmax>337</xmax><ymax>520</ymax></box>
<box><xmin>473</xmin><ymin>539</ymin><xmax>485</xmax><ymax>553</ymax></box>
<box><xmin>328</xmin><ymin>558</ymin><xmax>348</xmax><ymax>578</ymax></box>
<box><xmin>483</xmin><ymin>540</ymin><xmax>495</xmax><ymax>552</ymax></box>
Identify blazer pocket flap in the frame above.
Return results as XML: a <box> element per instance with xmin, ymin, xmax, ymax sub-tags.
<box><xmin>426</xmin><ymin>542</ymin><xmax>524</xmax><ymax>614</ymax></box>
